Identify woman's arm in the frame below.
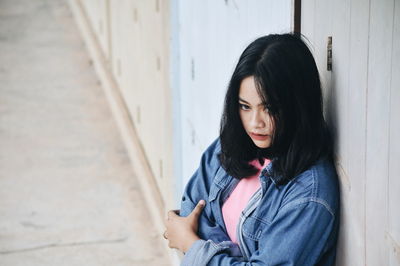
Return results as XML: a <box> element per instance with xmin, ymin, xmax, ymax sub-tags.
<box><xmin>165</xmin><ymin>200</ymin><xmax>205</xmax><ymax>253</ymax></box>
<box><xmin>165</xmin><ymin>138</ymin><xmax>242</xmax><ymax>257</ymax></box>
<box><xmin>165</xmin><ymin>200</ymin><xmax>242</xmax><ymax>259</ymax></box>
<box><xmin>182</xmin><ymin>200</ymin><xmax>338</xmax><ymax>266</ymax></box>
<box><xmin>179</xmin><ymin>138</ymin><xmax>232</xmax><ymax>243</ymax></box>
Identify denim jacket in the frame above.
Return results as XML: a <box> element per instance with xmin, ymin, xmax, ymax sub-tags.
<box><xmin>180</xmin><ymin>138</ymin><xmax>340</xmax><ymax>266</ymax></box>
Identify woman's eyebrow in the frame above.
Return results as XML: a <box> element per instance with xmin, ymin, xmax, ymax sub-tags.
<box><xmin>238</xmin><ymin>97</ymin><xmax>264</xmax><ymax>106</ymax></box>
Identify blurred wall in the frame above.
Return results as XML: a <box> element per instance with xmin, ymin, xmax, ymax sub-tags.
<box><xmin>79</xmin><ymin>0</ymin><xmax>174</xmax><ymax>207</ymax></box>
<box><xmin>302</xmin><ymin>0</ymin><xmax>400</xmax><ymax>265</ymax></box>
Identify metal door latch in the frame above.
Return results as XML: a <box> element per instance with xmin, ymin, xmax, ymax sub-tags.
<box><xmin>327</xmin><ymin>36</ymin><xmax>332</xmax><ymax>71</ymax></box>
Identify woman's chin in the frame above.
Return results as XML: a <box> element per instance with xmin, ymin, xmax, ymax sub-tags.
<box><xmin>252</xmin><ymin>139</ymin><xmax>271</xmax><ymax>149</ymax></box>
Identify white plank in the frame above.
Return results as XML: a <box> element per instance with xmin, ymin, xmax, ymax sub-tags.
<box><xmin>335</xmin><ymin>0</ymin><xmax>370</xmax><ymax>265</ymax></box>
<box><xmin>301</xmin><ymin>0</ymin><xmax>315</xmax><ymax>43</ymax></box>
<box><xmin>388</xmin><ymin>1</ymin><xmax>400</xmax><ymax>265</ymax></box>
<box><xmin>311</xmin><ymin>0</ymin><xmax>333</xmax><ymax>123</ymax></box>
<box><xmin>365</xmin><ymin>0</ymin><xmax>395</xmax><ymax>265</ymax></box>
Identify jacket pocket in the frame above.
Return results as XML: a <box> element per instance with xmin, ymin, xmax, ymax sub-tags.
<box><xmin>208</xmin><ymin>183</ymin><xmax>222</xmax><ymax>202</ymax></box>
<box><xmin>208</xmin><ymin>166</ymin><xmax>226</xmax><ymax>202</ymax></box>
<box><xmin>242</xmin><ymin>216</ymin><xmax>269</xmax><ymax>241</ymax></box>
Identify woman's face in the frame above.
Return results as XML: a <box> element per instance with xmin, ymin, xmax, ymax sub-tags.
<box><xmin>239</xmin><ymin>76</ymin><xmax>274</xmax><ymax>148</ymax></box>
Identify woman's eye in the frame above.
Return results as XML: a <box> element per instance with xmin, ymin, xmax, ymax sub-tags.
<box><xmin>239</xmin><ymin>104</ymin><xmax>250</xmax><ymax>110</ymax></box>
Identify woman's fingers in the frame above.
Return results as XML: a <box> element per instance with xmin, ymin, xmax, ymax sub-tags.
<box><xmin>167</xmin><ymin>209</ymin><xmax>180</xmax><ymax>221</ymax></box>
<box><xmin>189</xmin><ymin>200</ymin><xmax>206</xmax><ymax>219</ymax></box>
<box><xmin>164</xmin><ymin>203</ymin><xmax>203</xmax><ymax>252</ymax></box>
<box><xmin>165</xmin><ymin>200</ymin><xmax>204</xmax><ymax>224</ymax></box>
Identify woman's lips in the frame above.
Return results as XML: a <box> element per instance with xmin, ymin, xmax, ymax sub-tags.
<box><xmin>250</xmin><ymin>132</ymin><xmax>270</xmax><ymax>140</ymax></box>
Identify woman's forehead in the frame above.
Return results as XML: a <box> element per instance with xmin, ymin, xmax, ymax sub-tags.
<box><xmin>239</xmin><ymin>76</ymin><xmax>267</xmax><ymax>105</ymax></box>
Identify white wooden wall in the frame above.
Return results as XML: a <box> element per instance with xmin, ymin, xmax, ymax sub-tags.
<box><xmin>79</xmin><ymin>0</ymin><xmax>175</xmax><ymax>206</ymax></box>
<box><xmin>173</xmin><ymin>0</ymin><xmax>293</xmax><ymax>203</ymax></box>
<box><xmin>302</xmin><ymin>0</ymin><xmax>400</xmax><ymax>265</ymax></box>
<box><xmin>80</xmin><ymin>0</ymin><xmax>110</xmax><ymax>59</ymax></box>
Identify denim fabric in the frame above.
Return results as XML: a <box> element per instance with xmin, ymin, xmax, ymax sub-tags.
<box><xmin>180</xmin><ymin>138</ymin><xmax>340</xmax><ymax>266</ymax></box>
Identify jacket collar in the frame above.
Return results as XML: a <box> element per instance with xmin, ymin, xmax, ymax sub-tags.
<box><xmin>260</xmin><ymin>158</ymin><xmax>280</xmax><ymax>186</ymax></box>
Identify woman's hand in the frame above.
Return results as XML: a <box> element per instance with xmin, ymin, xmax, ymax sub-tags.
<box><xmin>164</xmin><ymin>200</ymin><xmax>206</xmax><ymax>253</ymax></box>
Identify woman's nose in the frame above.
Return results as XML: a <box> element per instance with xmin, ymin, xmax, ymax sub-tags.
<box><xmin>251</xmin><ymin>111</ymin><xmax>266</xmax><ymax>128</ymax></box>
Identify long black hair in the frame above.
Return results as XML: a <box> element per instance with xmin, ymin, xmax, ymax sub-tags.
<box><xmin>218</xmin><ymin>33</ymin><xmax>333</xmax><ymax>185</ymax></box>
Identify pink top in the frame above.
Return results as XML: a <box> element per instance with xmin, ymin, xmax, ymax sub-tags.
<box><xmin>221</xmin><ymin>158</ymin><xmax>271</xmax><ymax>243</ymax></box>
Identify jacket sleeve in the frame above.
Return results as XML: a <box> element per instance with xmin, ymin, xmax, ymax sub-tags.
<box><xmin>182</xmin><ymin>199</ymin><xmax>338</xmax><ymax>266</ymax></box>
<box><xmin>180</xmin><ymin>138</ymin><xmax>234</xmax><ymax>243</ymax></box>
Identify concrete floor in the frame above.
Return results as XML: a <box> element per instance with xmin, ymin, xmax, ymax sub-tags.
<box><xmin>0</xmin><ymin>0</ymin><xmax>170</xmax><ymax>265</ymax></box>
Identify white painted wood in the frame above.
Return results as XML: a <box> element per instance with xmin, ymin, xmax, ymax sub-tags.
<box><xmin>301</xmin><ymin>0</ymin><xmax>315</xmax><ymax>45</ymax></box>
<box><xmin>311</xmin><ymin>0</ymin><xmax>333</xmax><ymax>108</ymax></box>
<box><xmin>108</xmin><ymin>0</ymin><xmax>123</xmax><ymax>87</ymax></box>
<box><xmin>301</xmin><ymin>0</ymin><xmax>400</xmax><ymax>265</ymax></box>
<box><xmin>388</xmin><ymin>1</ymin><xmax>400</xmax><ymax>265</ymax></box>
<box><xmin>79</xmin><ymin>0</ymin><xmax>110</xmax><ymax>59</ymax></box>
<box><xmin>332</xmin><ymin>0</ymin><xmax>366</xmax><ymax>265</ymax></box>
<box><xmin>365</xmin><ymin>0</ymin><xmax>394</xmax><ymax>265</ymax></box>
<box><xmin>331</xmin><ymin>0</ymin><xmax>351</xmax><ymax>166</ymax></box>
<box><xmin>300</xmin><ymin>0</ymin><xmax>316</xmax><ymax>45</ymax></box>
<box><xmin>68</xmin><ymin>1</ymin><xmax>177</xmax><ymax>264</ymax></box>
<box><xmin>301</xmin><ymin>1</ymin><xmax>365</xmax><ymax>264</ymax></box>
<box><xmin>170</xmin><ymin>0</ymin><xmax>182</xmax><ymax>206</ymax></box>
<box><xmin>335</xmin><ymin>0</ymin><xmax>370</xmax><ymax>265</ymax></box>
<box><xmin>97</xmin><ymin>0</ymin><xmax>175</xmax><ymax>207</ymax></box>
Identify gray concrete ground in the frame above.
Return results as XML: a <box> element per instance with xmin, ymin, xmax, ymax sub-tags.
<box><xmin>0</xmin><ymin>0</ymin><xmax>170</xmax><ymax>265</ymax></box>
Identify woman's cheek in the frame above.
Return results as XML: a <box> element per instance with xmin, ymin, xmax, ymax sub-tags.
<box><xmin>239</xmin><ymin>111</ymin><xmax>249</xmax><ymax>131</ymax></box>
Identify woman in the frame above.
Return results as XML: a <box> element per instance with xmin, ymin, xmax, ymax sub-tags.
<box><xmin>164</xmin><ymin>33</ymin><xmax>340</xmax><ymax>265</ymax></box>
